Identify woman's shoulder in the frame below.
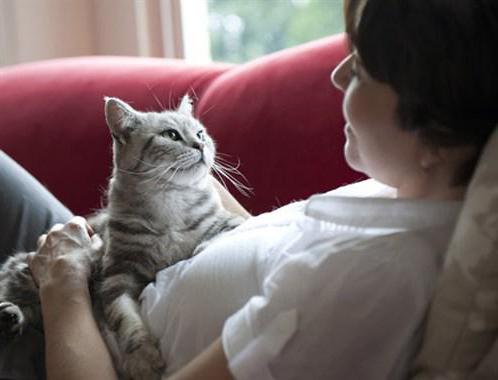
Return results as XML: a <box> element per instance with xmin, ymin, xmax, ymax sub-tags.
<box><xmin>324</xmin><ymin>178</ymin><xmax>397</xmax><ymax>198</ymax></box>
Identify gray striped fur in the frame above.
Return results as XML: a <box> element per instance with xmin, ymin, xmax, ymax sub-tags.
<box><xmin>0</xmin><ymin>252</ymin><xmax>41</xmax><ymax>339</ymax></box>
<box><xmin>0</xmin><ymin>96</ymin><xmax>245</xmax><ymax>380</ymax></box>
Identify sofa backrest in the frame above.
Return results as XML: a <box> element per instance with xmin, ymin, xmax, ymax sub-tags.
<box><xmin>196</xmin><ymin>34</ymin><xmax>362</xmax><ymax>214</ymax></box>
<box><xmin>0</xmin><ymin>34</ymin><xmax>362</xmax><ymax>215</ymax></box>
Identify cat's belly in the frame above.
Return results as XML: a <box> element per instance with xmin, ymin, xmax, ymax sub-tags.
<box><xmin>139</xmin><ymin>218</ymin><xmax>299</xmax><ymax>375</ymax></box>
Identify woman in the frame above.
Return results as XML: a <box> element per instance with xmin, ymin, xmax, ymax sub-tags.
<box><xmin>7</xmin><ymin>0</ymin><xmax>498</xmax><ymax>379</ymax></box>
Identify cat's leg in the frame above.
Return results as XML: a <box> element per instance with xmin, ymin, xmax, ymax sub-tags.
<box><xmin>0</xmin><ymin>302</ymin><xmax>24</xmax><ymax>339</ymax></box>
<box><xmin>0</xmin><ymin>252</ymin><xmax>44</xmax><ymax>379</ymax></box>
<box><xmin>101</xmin><ymin>276</ymin><xmax>165</xmax><ymax>380</ymax></box>
<box><xmin>0</xmin><ymin>252</ymin><xmax>41</xmax><ymax>339</ymax></box>
<box><xmin>0</xmin><ymin>298</ymin><xmax>39</xmax><ymax>340</ymax></box>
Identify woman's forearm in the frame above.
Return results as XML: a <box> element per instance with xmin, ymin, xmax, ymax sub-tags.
<box><xmin>165</xmin><ymin>338</ymin><xmax>233</xmax><ymax>380</ymax></box>
<box><xmin>211</xmin><ymin>177</ymin><xmax>252</xmax><ymax>219</ymax></box>
<box><xmin>39</xmin><ymin>284</ymin><xmax>118</xmax><ymax>380</ymax></box>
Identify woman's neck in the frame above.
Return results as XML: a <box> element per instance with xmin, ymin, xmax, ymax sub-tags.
<box><xmin>396</xmin><ymin>174</ymin><xmax>467</xmax><ymax>201</ymax></box>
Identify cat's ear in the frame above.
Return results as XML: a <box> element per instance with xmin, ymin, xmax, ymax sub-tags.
<box><xmin>104</xmin><ymin>97</ymin><xmax>138</xmax><ymax>145</ymax></box>
<box><xmin>177</xmin><ymin>95</ymin><xmax>193</xmax><ymax>116</ymax></box>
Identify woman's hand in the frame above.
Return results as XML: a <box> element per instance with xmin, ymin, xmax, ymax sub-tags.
<box><xmin>28</xmin><ymin>216</ymin><xmax>99</xmax><ymax>292</ymax></box>
<box><xmin>29</xmin><ymin>217</ymin><xmax>118</xmax><ymax>380</ymax></box>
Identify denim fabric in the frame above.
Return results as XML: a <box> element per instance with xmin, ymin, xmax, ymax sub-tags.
<box><xmin>0</xmin><ymin>151</ymin><xmax>72</xmax><ymax>379</ymax></box>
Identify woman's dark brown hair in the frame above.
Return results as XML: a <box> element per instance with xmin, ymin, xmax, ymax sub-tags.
<box><xmin>344</xmin><ymin>0</ymin><xmax>498</xmax><ymax>185</ymax></box>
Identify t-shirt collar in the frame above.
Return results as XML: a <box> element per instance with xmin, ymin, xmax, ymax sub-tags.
<box><xmin>305</xmin><ymin>190</ymin><xmax>462</xmax><ymax>231</ymax></box>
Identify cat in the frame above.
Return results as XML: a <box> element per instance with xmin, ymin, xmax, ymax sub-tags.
<box><xmin>0</xmin><ymin>95</ymin><xmax>247</xmax><ymax>380</ymax></box>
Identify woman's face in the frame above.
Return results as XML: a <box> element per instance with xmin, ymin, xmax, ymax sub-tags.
<box><xmin>331</xmin><ymin>53</ymin><xmax>430</xmax><ymax>192</ymax></box>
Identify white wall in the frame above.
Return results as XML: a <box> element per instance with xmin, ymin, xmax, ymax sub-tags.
<box><xmin>0</xmin><ymin>0</ymin><xmax>17</xmax><ymax>66</ymax></box>
<box><xmin>0</xmin><ymin>0</ymin><xmax>94</xmax><ymax>65</ymax></box>
<box><xmin>0</xmin><ymin>0</ymin><xmax>195</xmax><ymax>67</ymax></box>
<box><xmin>92</xmin><ymin>0</ymin><xmax>140</xmax><ymax>56</ymax></box>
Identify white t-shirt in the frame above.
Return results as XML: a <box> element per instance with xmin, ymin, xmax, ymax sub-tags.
<box><xmin>140</xmin><ymin>180</ymin><xmax>462</xmax><ymax>379</ymax></box>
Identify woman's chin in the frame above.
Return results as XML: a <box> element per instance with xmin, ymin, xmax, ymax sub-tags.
<box><xmin>344</xmin><ymin>143</ymin><xmax>363</xmax><ymax>174</ymax></box>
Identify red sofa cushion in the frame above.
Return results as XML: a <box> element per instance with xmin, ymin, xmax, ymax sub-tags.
<box><xmin>0</xmin><ymin>34</ymin><xmax>363</xmax><ymax>215</ymax></box>
<box><xmin>0</xmin><ymin>58</ymin><xmax>230</xmax><ymax>215</ymax></box>
<box><xmin>197</xmin><ymin>34</ymin><xmax>361</xmax><ymax>214</ymax></box>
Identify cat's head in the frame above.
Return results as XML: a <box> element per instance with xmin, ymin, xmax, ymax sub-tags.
<box><xmin>104</xmin><ymin>95</ymin><xmax>215</xmax><ymax>186</ymax></box>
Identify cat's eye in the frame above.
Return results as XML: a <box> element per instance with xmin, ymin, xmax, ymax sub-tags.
<box><xmin>162</xmin><ymin>129</ymin><xmax>182</xmax><ymax>141</ymax></box>
<box><xmin>196</xmin><ymin>131</ymin><xmax>204</xmax><ymax>140</ymax></box>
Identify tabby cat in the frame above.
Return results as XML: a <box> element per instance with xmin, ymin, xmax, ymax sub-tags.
<box><xmin>0</xmin><ymin>95</ymin><xmax>246</xmax><ymax>379</ymax></box>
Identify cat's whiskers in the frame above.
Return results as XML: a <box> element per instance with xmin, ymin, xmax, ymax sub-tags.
<box><xmin>215</xmin><ymin>154</ymin><xmax>240</xmax><ymax>164</ymax></box>
<box><xmin>213</xmin><ymin>165</ymin><xmax>251</xmax><ymax>197</ymax></box>
<box><xmin>214</xmin><ymin>160</ymin><xmax>242</xmax><ymax>175</ymax></box>
<box><xmin>212</xmin><ymin>157</ymin><xmax>252</xmax><ymax>197</ymax></box>
<box><xmin>214</xmin><ymin>156</ymin><xmax>247</xmax><ymax>180</ymax></box>
<box><xmin>145</xmin><ymin>162</ymin><xmax>177</xmax><ymax>186</ymax></box>
<box><xmin>166</xmin><ymin>166</ymin><xmax>181</xmax><ymax>184</ymax></box>
<box><xmin>131</xmin><ymin>156</ymin><xmax>169</xmax><ymax>170</ymax></box>
<box><xmin>116</xmin><ymin>166</ymin><xmax>160</xmax><ymax>176</ymax></box>
<box><xmin>116</xmin><ymin>159</ymin><xmax>172</xmax><ymax>180</ymax></box>
<box><xmin>214</xmin><ymin>156</ymin><xmax>246</xmax><ymax>176</ymax></box>
<box><xmin>114</xmin><ymin>154</ymin><xmax>170</xmax><ymax>178</ymax></box>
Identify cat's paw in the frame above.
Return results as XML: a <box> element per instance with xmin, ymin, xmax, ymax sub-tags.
<box><xmin>123</xmin><ymin>336</ymin><xmax>165</xmax><ymax>380</ymax></box>
<box><xmin>0</xmin><ymin>302</ymin><xmax>25</xmax><ymax>339</ymax></box>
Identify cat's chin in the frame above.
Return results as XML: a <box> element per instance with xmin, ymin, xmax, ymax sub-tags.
<box><xmin>171</xmin><ymin>163</ymin><xmax>211</xmax><ymax>186</ymax></box>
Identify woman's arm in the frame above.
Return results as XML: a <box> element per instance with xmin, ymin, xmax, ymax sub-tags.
<box><xmin>166</xmin><ymin>338</ymin><xmax>233</xmax><ymax>380</ymax></box>
<box><xmin>29</xmin><ymin>217</ymin><xmax>118</xmax><ymax>380</ymax></box>
<box><xmin>40</xmin><ymin>282</ymin><xmax>232</xmax><ymax>380</ymax></box>
<box><xmin>211</xmin><ymin>176</ymin><xmax>252</xmax><ymax>219</ymax></box>
<box><xmin>39</xmin><ymin>281</ymin><xmax>118</xmax><ymax>380</ymax></box>
<box><xmin>32</xmin><ymin>217</ymin><xmax>235</xmax><ymax>380</ymax></box>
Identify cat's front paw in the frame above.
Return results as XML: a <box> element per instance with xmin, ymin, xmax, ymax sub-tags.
<box><xmin>123</xmin><ymin>336</ymin><xmax>165</xmax><ymax>380</ymax></box>
<box><xmin>0</xmin><ymin>302</ymin><xmax>25</xmax><ymax>339</ymax></box>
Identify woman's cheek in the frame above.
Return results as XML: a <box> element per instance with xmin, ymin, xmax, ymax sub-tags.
<box><xmin>342</xmin><ymin>84</ymin><xmax>365</xmax><ymax>128</ymax></box>
<box><xmin>344</xmin><ymin>126</ymin><xmax>362</xmax><ymax>171</ymax></box>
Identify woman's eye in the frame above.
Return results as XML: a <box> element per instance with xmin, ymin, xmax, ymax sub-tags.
<box><xmin>163</xmin><ymin>129</ymin><xmax>182</xmax><ymax>141</ymax></box>
<box><xmin>196</xmin><ymin>131</ymin><xmax>204</xmax><ymax>140</ymax></box>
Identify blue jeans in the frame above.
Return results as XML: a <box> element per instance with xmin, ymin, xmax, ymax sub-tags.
<box><xmin>0</xmin><ymin>151</ymin><xmax>72</xmax><ymax>380</ymax></box>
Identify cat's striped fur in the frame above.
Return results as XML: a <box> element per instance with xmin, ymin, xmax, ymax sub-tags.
<box><xmin>96</xmin><ymin>95</ymin><xmax>245</xmax><ymax>379</ymax></box>
<box><xmin>0</xmin><ymin>96</ymin><xmax>246</xmax><ymax>380</ymax></box>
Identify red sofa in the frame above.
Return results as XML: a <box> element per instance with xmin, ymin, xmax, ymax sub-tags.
<box><xmin>0</xmin><ymin>34</ymin><xmax>362</xmax><ymax>216</ymax></box>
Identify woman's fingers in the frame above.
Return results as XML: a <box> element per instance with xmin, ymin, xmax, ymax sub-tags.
<box><xmin>30</xmin><ymin>216</ymin><xmax>97</xmax><ymax>289</ymax></box>
<box><xmin>41</xmin><ymin>217</ymin><xmax>91</xmax><ymax>250</ymax></box>
<box><xmin>46</xmin><ymin>217</ymin><xmax>89</xmax><ymax>237</ymax></box>
<box><xmin>37</xmin><ymin>234</ymin><xmax>47</xmax><ymax>248</ymax></box>
<box><xmin>27</xmin><ymin>252</ymin><xmax>41</xmax><ymax>287</ymax></box>
<box><xmin>49</xmin><ymin>223</ymin><xmax>64</xmax><ymax>232</ymax></box>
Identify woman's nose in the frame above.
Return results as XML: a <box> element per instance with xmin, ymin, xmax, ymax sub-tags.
<box><xmin>331</xmin><ymin>54</ymin><xmax>352</xmax><ymax>91</ymax></box>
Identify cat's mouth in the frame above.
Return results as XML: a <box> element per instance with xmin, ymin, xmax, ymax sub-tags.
<box><xmin>175</xmin><ymin>151</ymin><xmax>205</xmax><ymax>170</ymax></box>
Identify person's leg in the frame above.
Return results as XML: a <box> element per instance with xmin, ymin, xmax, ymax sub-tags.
<box><xmin>0</xmin><ymin>150</ymin><xmax>73</xmax><ymax>380</ymax></box>
<box><xmin>0</xmin><ymin>150</ymin><xmax>73</xmax><ymax>262</ymax></box>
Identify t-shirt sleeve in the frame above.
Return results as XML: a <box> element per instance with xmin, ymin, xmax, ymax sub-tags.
<box><xmin>222</xmin><ymin>234</ymin><xmax>438</xmax><ymax>380</ymax></box>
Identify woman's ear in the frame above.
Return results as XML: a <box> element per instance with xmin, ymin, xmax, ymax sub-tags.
<box><xmin>419</xmin><ymin>147</ymin><xmax>443</xmax><ymax>172</ymax></box>
<box><xmin>420</xmin><ymin>144</ymin><xmax>479</xmax><ymax>181</ymax></box>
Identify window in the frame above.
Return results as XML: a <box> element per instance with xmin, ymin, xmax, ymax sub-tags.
<box><xmin>207</xmin><ymin>0</ymin><xmax>344</xmax><ymax>63</ymax></box>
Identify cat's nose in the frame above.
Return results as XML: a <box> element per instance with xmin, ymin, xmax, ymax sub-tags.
<box><xmin>192</xmin><ymin>142</ymin><xmax>204</xmax><ymax>151</ymax></box>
